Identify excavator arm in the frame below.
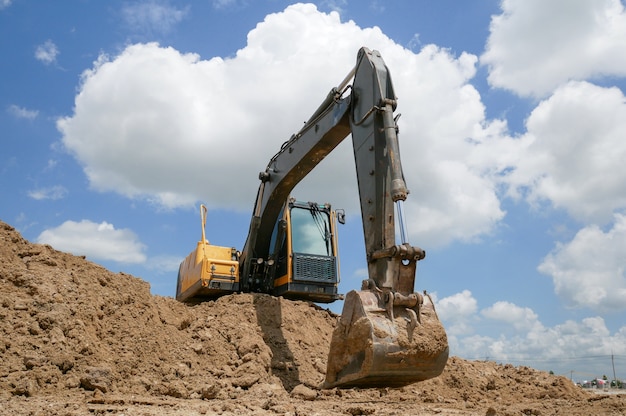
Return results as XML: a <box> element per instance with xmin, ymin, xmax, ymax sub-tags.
<box><xmin>177</xmin><ymin>47</ymin><xmax>447</xmax><ymax>387</ymax></box>
<box><xmin>238</xmin><ymin>47</ymin><xmax>449</xmax><ymax>387</ymax></box>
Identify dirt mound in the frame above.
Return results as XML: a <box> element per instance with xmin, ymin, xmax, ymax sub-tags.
<box><xmin>0</xmin><ymin>221</ymin><xmax>334</xmax><ymax>396</ymax></box>
<box><xmin>0</xmin><ymin>220</ymin><xmax>623</xmax><ymax>415</ymax></box>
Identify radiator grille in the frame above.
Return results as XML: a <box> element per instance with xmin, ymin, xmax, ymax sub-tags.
<box><xmin>292</xmin><ymin>253</ymin><xmax>337</xmax><ymax>283</ymax></box>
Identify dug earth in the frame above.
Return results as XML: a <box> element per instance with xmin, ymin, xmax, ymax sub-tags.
<box><xmin>0</xmin><ymin>221</ymin><xmax>623</xmax><ymax>415</ymax></box>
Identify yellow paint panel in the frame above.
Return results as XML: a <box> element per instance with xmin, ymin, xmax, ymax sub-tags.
<box><xmin>179</xmin><ymin>241</ymin><xmax>239</xmax><ymax>295</ymax></box>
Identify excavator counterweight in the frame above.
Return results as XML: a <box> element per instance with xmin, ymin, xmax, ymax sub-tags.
<box><xmin>176</xmin><ymin>205</ymin><xmax>239</xmax><ymax>302</ymax></box>
<box><xmin>177</xmin><ymin>47</ymin><xmax>448</xmax><ymax>388</ymax></box>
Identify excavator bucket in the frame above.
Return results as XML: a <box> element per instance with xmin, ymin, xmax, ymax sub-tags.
<box><xmin>324</xmin><ymin>288</ymin><xmax>448</xmax><ymax>388</ymax></box>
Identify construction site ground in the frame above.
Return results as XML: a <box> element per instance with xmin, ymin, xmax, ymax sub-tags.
<box><xmin>1</xmin><ymin>220</ymin><xmax>624</xmax><ymax>415</ymax></box>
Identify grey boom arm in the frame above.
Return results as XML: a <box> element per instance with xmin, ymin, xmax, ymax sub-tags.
<box><xmin>240</xmin><ymin>47</ymin><xmax>423</xmax><ymax>294</ymax></box>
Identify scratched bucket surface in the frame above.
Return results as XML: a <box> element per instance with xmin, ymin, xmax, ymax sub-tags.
<box><xmin>324</xmin><ymin>290</ymin><xmax>449</xmax><ymax>388</ymax></box>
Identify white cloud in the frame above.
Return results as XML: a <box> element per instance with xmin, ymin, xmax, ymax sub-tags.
<box><xmin>45</xmin><ymin>159</ymin><xmax>58</xmax><ymax>171</ymax></box>
<box><xmin>394</xmin><ymin>46</ymin><xmax>516</xmax><ymax>246</ymax></box>
<box><xmin>481</xmin><ymin>300</ymin><xmax>542</xmax><ymax>332</ymax></box>
<box><xmin>27</xmin><ymin>185</ymin><xmax>68</xmax><ymax>201</ymax></box>
<box><xmin>0</xmin><ymin>0</ymin><xmax>11</xmax><ymax>10</ymax></box>
<box><xmin>35</xmin><ymin>39</ymin><xmax>59</xmax><ymax>65</ymax></box>
<box><xmin>36</xmin><ymin>220</ymin><xmax>147</xmax><ymax>264</ymax></box>
<box><xmin>538</xmin><ymin>214</ymin><xmax>626</xmax><ymax>312</ymax></box>
<box><xmin>7</xmin><ymin>104</ymin><xmax>39</xmax><ymax>120</ymax></box>
<box><xmin>437</xmin><ymin>289</ymin><xmax>478</xmax><ymax>318</ymax></box>
<box><xmin>436</xmin><ymin>290</ymin><xmax>478</xmax><ymax>335</ymax></box>
<box><xmin>320</xmin><ymin>0</ymin><xmax>347</xmax><ymax>13</ymax></box>
<box><xmin>504</xmin><ymin>82</ymin><xmax>626</xmax><ymax>223</ymax></box>
<box><xmin>440</xmin><ymin>298</ymin><xmax>626</xmax><ymax>376</ymax></box>
<box><xmin>58</xmin><ymin>3</ymin><xmax>512</xmax><ymax>248</ymax></box>
<box><xmin>481</xmin><ymin>0</ymin><xmax>626</xmax><ymax>97</ymax></box>
<box><xmin>211</xmin><ymin>0</ymin><xmax>238</xmax><ymax>10</ymax></box>
<box><xmin>122</xmin><ymin>0</ymin><xmax>188</xmax><ymax>34</ymax></box>
<box><xmin>484</xmin><ymin>316</ymin><xmax>626</xmax><ymax>376</ymax></box>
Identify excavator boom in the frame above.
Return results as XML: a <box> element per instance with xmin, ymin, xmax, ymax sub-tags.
<box><xmin>177</xmin><ymin>47</ymin><xmax>448</xmax><ymax>388</ymax></box>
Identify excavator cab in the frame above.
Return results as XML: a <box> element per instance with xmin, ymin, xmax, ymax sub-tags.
<box><xmin>266</xmin><ymin>199</ymin><xmax>342</xmax><ymax>303</ymax></box>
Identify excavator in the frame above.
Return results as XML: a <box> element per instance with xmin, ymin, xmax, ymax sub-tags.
<box><xmin>176</xmin><ymin>47</ymin><xmax>449</xmax><ymax>388</ymax></box>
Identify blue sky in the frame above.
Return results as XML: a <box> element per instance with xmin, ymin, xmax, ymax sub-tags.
<box><xmin>2</xmin><ymin>0</ymin><xmax>626</xmax><ymax>381</ymax></box>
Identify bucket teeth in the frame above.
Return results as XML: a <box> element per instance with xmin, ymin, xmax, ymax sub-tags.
<box><xmin>405</xmin><ymin>308</ymin><xmax>418</xmax><ymax>342</ymax></box>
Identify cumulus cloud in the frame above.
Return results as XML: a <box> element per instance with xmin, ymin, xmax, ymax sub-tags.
<box><xmin>211</xmin><ymin>0</ymin><xmax>238</xmax><ymax>10</ymax></box>
<box><xmin>437</xmin><ymin>290</ymin><xmax>478</xmax><ymax>318</ymax></box>
<box><xmin>394</xmin><ymin>46</ymin><xmax>517</xmax><ymax>246</ymax></box>
<box><xmin>35</xmin><ymin>39</ymin><xmax>59</xmax><ymax>65</ymax></box>
<box><xmin>481</xmin><ymin>301</ymin><xmax>542</xmax><ymax>332</ymax></box>
<box><xmin>538</xmin><ymin>214</ymin><xmax>626</xmax><ymax>312</ymax></box>
<box><xmin>27</xmin><ymin>185</ymin><xmax>68</xmax><ymax>201</ymax></box>
<box><xmin>7</xmin><ymin>104</ymin><xmax>38</xmax><ymax>120</ymax></box>
<box><xmin>481</xmin><ymin>0</ymin><xmax>626</xmax><ymax>97</ymax></box>
<box><xmin>504</xmin><ymin>82</ymin><xmax>626</xmax><ymax>223</ymax></box>
<box><xmin>58</xmin><ymin>3</ymin><xmax>511</xmax><ymax>247</ymax></box>
<box><xmin>36</xmin><ymin>220</ymin><xmax>147</xmax><ymax>264</ymax></box>
<box><xmin>439</xmin><ymin>298</ymin><xmax>626</xmax><ymax>375</ymax></box>
<box><xmin>483</xmin><ymin>316</ymin><xmax>626</xmax><ymax>376</ymax></box>
<box><xmin>121</xmin><ymin>0</ymin><xmax>188</xmax><ymax>34</ymax></box>
<box><xmin>436</xmin><ymin>290</ymin><xmax>478</xmax><ymax>335</ymax></box>
<box><xmin>320</xmin><ymin>0</ymin><xmax>348</xmax><ymax>13</ymax></box>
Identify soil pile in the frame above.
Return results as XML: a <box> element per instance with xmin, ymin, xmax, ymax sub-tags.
<box><xmin>0</xmin><ymin>220</ymin><xmax>624</xmax><ymax>415</ymax></box>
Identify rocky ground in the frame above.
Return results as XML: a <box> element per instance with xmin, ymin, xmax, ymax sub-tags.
<box><xmin>1</xmin><ymin>220</ymin><xmax>624</xmax><ymax>415</ymax></box>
